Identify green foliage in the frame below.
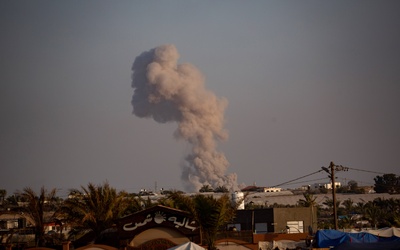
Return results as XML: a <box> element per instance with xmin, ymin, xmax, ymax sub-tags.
<box><xmin>322</xmin><ymin>198</ymin><xmax>341</xmax><ymax>210</ymax></box>
<box><xmin>0</xmin><ymin>189</ymin><xmax>6</xmax><ymax>202</ymax></box>
<box><xmin>19</xmin><ymin>186</ymin><xmax>58</xmax><ymax>247</ymax></box>
<box><xmin>199</xmin><ymin>185</ymin><xmax>214</xmax><ymax>193</ymax></box>
<box><xmin>61</xmin><ymin>182</ymin><xmax>129</xmax><ymax>242</ymax></box>
<box><xmin>298</xmin><ymin>192</ymin><xmax>317</xmax><ymax>207</ymax></box>
<box><xmin>214</xmin><ymin>186</ymin><xmax>229</xmax><ymax>193</ymax></box>
<box><xmin>319</xmin><ymin>196</ymin><xmax>400</xmax><ymax>229</ymax></box>
<box><xmin>167</xmin><ymin>191</ymin><xmax>236</xmax><ymax>250</ymax></box>
<box><xmin>374</xmin><ymin>174</ymin><xmax>400</xmax><ymax>194</ymax></box>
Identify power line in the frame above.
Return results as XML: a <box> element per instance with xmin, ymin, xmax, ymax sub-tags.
<box><xmin>278</xmin><ymin>177</ymin><xmax>329</xmax><ymax>187</ymax></box>
<box><xmin>269</xmin><ymin>164</ymin><xmax>398</xmax><ymax>191</ymax></box>
<box><xmin>335</xmin><ymin>177</ymin><xmax>374</xmax><ymax>186</ymax></box>
<box><xmin>272</xmin><ymin>170</ymin><xmax>324</xmax><ymax>188</ymax></box>
<box><xmin>347</xmin><ymin>166</ymin><xmax>398</xmax><ymax>176</ymax></box>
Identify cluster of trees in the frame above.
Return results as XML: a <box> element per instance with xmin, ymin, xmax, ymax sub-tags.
<box><xmin>198</xmin><ymin>185</ymin><xmax>228</xmax><ymax>193</ymax></box>
<box><xmin>0</xmin><ymin>183</ymin><xmax>240</xmax><ymax>250</ymax></box>
<box><xmin>297</xmin><ymin>192</ymin><xmax>400</xmax><ymax>230</ymax></box>
<box><xmin>374</xmin><ymin>174</ymin><xmax>400</xmax><ymax>194</ymax></box>
<box><xmin>1</xmin><ymin>173</ymin><xmax>399</xmax><ymax>248</ymax></box>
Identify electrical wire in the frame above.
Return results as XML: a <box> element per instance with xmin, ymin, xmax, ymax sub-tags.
<box><xmin>347</xmin><ymin>166</ymin><xmax>398</xmax><ymax>176</ymax></box>
<box><xmin>272</xmin><ymin>169</ymin><xmax>324</xmax><ymax>187</ymax></box>
<box><xmin>278</xmin><ymin>177</ymin><xmax>329</xmax><ymax>187</ymax></box>
<box><xmin>269</xmin><ymin>165</ymin><xmax>397</xmax><ymax>190</ymax></box>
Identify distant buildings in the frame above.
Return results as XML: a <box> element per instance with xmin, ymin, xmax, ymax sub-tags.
<box><xmin>310</xmin><ymin>182</ymin><xmax>341</xmax><ymax>190</ymax></box>
<box><xmin>241</xmin><ymin>186</ymin><xmax>282</xmax><ymax>193</ymax></box>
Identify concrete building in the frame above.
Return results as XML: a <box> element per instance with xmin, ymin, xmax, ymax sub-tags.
<box><xmin>262</xmin><ymin>187</ymin><xmax>282</xmax><ymax>193</ymax></box>
<box><xmin>228</xmin><ymin>207</ymin><xmax>317</xmax><ymax>235</ymax></box>
<box><xmin>311</xmin><ymin>182</ymin><xmax>341</xmax><ymax>190</ymax></box>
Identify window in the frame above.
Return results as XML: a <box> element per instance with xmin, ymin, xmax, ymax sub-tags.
<box><xmin>286</xmin><ymin>221</ymin><xmax>303</xmax><ymax>233</ymax></box>
<box><xmin>255</xmin><ymin>223</ymin><xmax>268</xmax><ymax>234</ymax></box>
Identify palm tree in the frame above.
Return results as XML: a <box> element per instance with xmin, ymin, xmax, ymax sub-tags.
<box><xmin>124</xmin><ymin>193</ymin><xmax>153</xmax><ymax>214</ymax></box>
<box><xmin>298</xmin><ymin>193</ymin><xmax>317</xmax><ymax>207</ymax></box>
<box><xmin>0</xmin><ymin>189</ymin><xmax>6</xmax><ymax>204</ymax></box>
<box><xmin>199</xmin><ymin>185</ymin><xmax>214</xmax><ymax>193</ymax></box>
<box><xmin>354</xmin><ymin>200</ymin><xmax>367</xmax><ymax>214</ymax></box>
<box><xmin>19</xmin><ymin>186</ymin><xmax>58</xmax><ymax>247</ymax></box>
<box><xmin>342</xmin><ymin>198</ymin><xmax>354</xmax><ymax>215</ymax></box>
<box><xmin>167</xmin><ymin>192</ymin><xmax>236</xmax><ymax>250</ymax></box>
<box><xmin>364</xmin><ymin>203</ymin><xmax>381</xmax><ymax>229</ymax></box>
<box><xmin>322</xmin><ymin>197</ymin><xmax>341</xmax><ymax>211</ymax></box>
<box><xmin>61</xmin><ymin>182</ymin><xmax>129</xmax><ymax>243</ymax></box>
<box><xmin>214</xmin><ymin>186</ymin><xmax>229</xmax><ymax>193</ymax></box>
<box><xmin>298</xmin><ymin>193</ymin><xmax>318</xmax><ymax>232</ymax></box>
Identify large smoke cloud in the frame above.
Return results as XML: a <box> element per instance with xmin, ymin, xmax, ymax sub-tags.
<box><xmin>131</xmin><ymin>44</ymin><xmax>238</xmax><ymax>192</ymax></box>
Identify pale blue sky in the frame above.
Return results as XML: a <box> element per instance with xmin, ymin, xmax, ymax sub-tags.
<box><xmin>1</xmin><ymin>0</ymin><xmax>399</xmax><ymax>196</ymax></box>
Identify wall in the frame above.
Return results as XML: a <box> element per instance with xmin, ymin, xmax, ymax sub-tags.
<box><xmin>273</xmin><ymin>207</ymin><xmax>316</xmax><ymax>234</ymax></box>
<box><xmin>234</xmin><ymin>207</ymin><xmax>316</xmax><ymax>234</ymax></box>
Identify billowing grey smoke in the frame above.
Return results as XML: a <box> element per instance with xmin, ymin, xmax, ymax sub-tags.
<box><xmin>131</xmin><ymin>44</ymin><xmax>238</xmax><ymax>192</ymax></box>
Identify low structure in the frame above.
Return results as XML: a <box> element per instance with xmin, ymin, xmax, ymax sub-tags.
<box><xmin>117</xmin><ymin>205</ymin><xmax>200</xmax><ymax>249</ymax></box>
<box><xmin>311</xmin><ymin>182</ymin><xmax>341</xmax><ymax>190</ymax></box>
<box><xmin>262</xmin><ymin>187</ymin><xmax>282</xmax><ymax>193</ymax></box>
<box><xmin>228</xmin><ymin>207</ymin><xmax>317</xmax><ymax>234</ymax></box>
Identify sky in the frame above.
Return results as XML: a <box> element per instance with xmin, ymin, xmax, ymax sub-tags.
<box><xmin>1</xmin><ymin>0</ymin><xmax>399</xmax><ymax>197</ymax></box>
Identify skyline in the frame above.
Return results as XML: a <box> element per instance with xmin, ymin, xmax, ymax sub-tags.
<box><xmin>1</xmin><ymin>1</ymin><xmax>399</xmax><ymax>196</ymax></box>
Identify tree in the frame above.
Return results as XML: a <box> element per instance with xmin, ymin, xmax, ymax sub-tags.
<box><xmin>0</xmin><ymin>189</ymin><xmax>6</xmax><ymax>204</ymax></box>
<box><xmin>322</xmin><ymin>198</ymin><xmax>341</xmax><ymax>210</ymax></box>
<box><xmin>167</xmin><ymin>192</ymin><xmax>237</xmax><ymax>250</ymax></box>
<box><xmin>347</xmin><ymin>180</ymin><xmax>358</xmax><ymax>191</ymax></box>
<box><xmin>374</xmin><ymin>174</ymin><xmax>400</xmax><ymax>194</ymax></box>
<box><xmin>199</xmin><ymin>185</ymin><xmax>214</xmax><ymax>193</ymax></box>
<box><xmin>364</xmin><ymin>203</ymin><xmax>381</xmax><ymax>229</ymax></box>
<box><xmin>214</xmin><ymin>186</ymin><xmax>228</xmax><ymax>193</ymax></box>
<box><xmin>19</xmin><ymin>186</ymin><xmax>58</xmax><ymax>247</ymax></box>
<box><xmin>298</xmin><ymin>193</ymin><xmax>317</xmax><ymax>207</ymax></box>
<box><xmin>342</xmin><ymin>198</ymin><xmax>354</xmax><ymax>214</ymax></box>
<box><xmin>61</xmin><ymin>182</ymin><xmax>129</xmax><ymax>242</ymax></box>
<box><xmin>124</xmin><ymin>193</ymin><xmax>153</xmax><ymax>214</ymax></box>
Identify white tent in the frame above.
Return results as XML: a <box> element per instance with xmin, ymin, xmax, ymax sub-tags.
<box><xmin>349</xmin><ymin>227</ymin><xmax>400</xmax><ymax>237</ymax></box>
<box><xmin>167</xmin><ymin>242</ymin><xmax>205</xmax><ymax>250</ymax></box>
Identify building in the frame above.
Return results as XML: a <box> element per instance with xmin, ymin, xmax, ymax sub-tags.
<box><xmin>114</xmin><ymin>205</ymin><xmax>316</xmax><ymax>249</ymax></box>
<box><xmin>240</xmin><ymin>186</ymin><xmax>282</xmax><ymax>193</ymax></box>
<box><xmin>262</xmin><ymin>187</ymin><xmax>282</xmax><ymax>193</ymax></box>
<box><xmin>228</xmin><ymin>207</ymin><xmax>317</xmax><ymax>235</ymax></box>
<box><xmin>117</xmin><ymin>205</ymin><xmax>201</xmax><ymax>249</ymax></box>
<box><xmin>311</xmin><ymin>182</ymin><xmax>341</xmax><ymax>190</ymax></box>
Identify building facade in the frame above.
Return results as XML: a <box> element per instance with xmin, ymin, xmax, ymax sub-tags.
<box><xmin>228</xmin><ymin>207</ymin><xmax>317</xmax><ymax>235</ymax></box>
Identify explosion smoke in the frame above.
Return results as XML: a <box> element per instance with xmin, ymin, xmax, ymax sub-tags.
<box><xmin>131</xmin><ymin>44</ymin><xmax>238</xmax><ymax>192</ymax></box>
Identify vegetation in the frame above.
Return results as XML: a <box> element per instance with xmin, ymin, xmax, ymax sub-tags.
<box><xmin>214</xmin><ymin>186</ymin><xmax>229</xmax><ymax>193</ymax></box>
<box><xmin>2</xmin><ymin>174</ymin><xmax>400</xmax><ymax>248</ymax></box>
<box><xmin>167</xmin><ymin>191</ymin><xmax>237</xmax><ymax>250</ymax></box>
<box><xmin>199</xmin><ymin>184</ymin><xmax>214</xmax><ymax>193</ymax></box>
<box><xmin>60</xmin><ymin>182</ymin><xmax>130</xmax><ymax>243</ymax></box>
<box><xmin>298</xmin><ymin>192</ymin><xmax>317</xmax><ymax>207</ymax></box>
<box><xmin>374</xmin><ymin>174</ymin><xmax>400</xmax><ymax>194</ymax></box>
<box><xmin>0</xmin><ymin>189</ymin><xmax>6</xmax><ymax>204</ymax></box>
<box><xmin>18</xmin><ymin>186</ymin><xmax>58</xmax><ymax>247</ymax></box>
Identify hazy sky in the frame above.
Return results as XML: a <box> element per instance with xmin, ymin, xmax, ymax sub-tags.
<box><xmin>1</xmin><ymin>0</ymin><xmax>399</xmax><ymax>197</ymax></box>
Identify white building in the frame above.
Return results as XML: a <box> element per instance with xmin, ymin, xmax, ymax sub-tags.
<box><xmin>311</xmin><ymin>182</ymin><xmax>341</xmax><ymax>190</ymax></box>
<box><xmin>263</xmin><ymin>187</ymin><xmax>282</xmax><ymax>192</ymax></box>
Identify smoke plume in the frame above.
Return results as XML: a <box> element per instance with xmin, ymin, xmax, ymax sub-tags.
<box><xmin>131</xmin><ymin>44</ymin><xmax>238</xmax><ymax>192</ymax></box>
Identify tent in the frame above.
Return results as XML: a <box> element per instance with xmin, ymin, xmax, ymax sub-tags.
<box><xmin>334</xmin><ymin>241</ymin><xmax>400</xmax><ymax>250</ymax></box>
<box><xmin>167</xmin><ymin>242</ymin><xmax>206</xmax><ymax>250</ymax></box>
<box><xmin>314</xmin><ymin>228</ymin><xmax>400</xmax><ymax>249</ymax></box>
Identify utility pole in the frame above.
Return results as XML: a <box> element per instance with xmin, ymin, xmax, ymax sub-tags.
<box><xmin>322</xmin><ymin>161</ymin><xmax>348</xmax><ymax>230</ymax></box>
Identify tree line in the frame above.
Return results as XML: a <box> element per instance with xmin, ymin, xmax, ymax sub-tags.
<box><xmin>0</xmin><ymin>182</ymin><xmax>238</xmax><ymax>250</ymax></box>
<box><xmin>0</xmin><ymin>173</ymin><xmax>399</xmax><ymax>249</ymax></box>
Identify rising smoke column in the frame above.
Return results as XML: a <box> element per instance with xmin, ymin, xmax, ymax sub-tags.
<box><xmin>131</xmin><ymin>44</ymin><xmax>238</xmax><ymax>192</ymax></box>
